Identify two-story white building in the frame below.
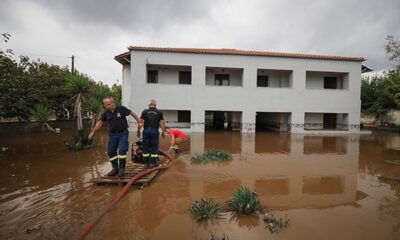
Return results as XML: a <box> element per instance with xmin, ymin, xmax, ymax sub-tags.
<box><xmin>115</xmin><ymin>46</ymin><xmax>365</xmax><ymax>133</ymax></box>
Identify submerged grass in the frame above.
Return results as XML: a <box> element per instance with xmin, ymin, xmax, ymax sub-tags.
<box><xmin>190</xmin><ymin>198</ymin><xmax>223</xmax><ymax>221</ymax></box>
<box><xmin>68</xmin><ymin>128</ymin><xmax>95</xmax><ymax>151</ymax></box>
<box><xmin>191</xmin><ymin>150</ymin><xmax>232</xmax><ymax>164</ymax></box>
<box><xmin>228</xmin><ymin>186</ymin><xmax>262</xmax><ymax>215</ymax></box>
<box><xmin>263</xmin><ymin>213</ymin><xmax>290</xmax><ymax>233</ymax></box>
<box><xmin>209</xmin><ymin>232</ymin><xmax>229</xmax><ymax>240</ymax></box>
<box><xmin>189</xmin><ymin>188</ymin><xmax>291</xmax><ymax>234</ymax></box>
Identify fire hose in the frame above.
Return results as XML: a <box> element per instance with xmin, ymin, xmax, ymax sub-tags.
<box><xmin>76</xmin><ymin>149</ymin><xmax>175</xmax><ymax>240</ymax></box>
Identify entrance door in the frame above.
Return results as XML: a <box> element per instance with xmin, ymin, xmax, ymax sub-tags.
<box><xmin>323</xmin><ymin>113</ymin><xmax>337</xmax><ymax>129</ymax></box>
<box><xmin>213</xmin><ymin>111</ymin><xmax>225</xmax><ymax>129</ymax></box>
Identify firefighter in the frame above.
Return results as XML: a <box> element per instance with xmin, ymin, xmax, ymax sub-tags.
<box><xmin>139</xmin><ymin>99</ymin><xmax>166</xmax><ymax>168</ymax></box>
<box><xmin>88</xmin><ymin>96</ymin><xmax>140</xmax><ymax>177</ymax></box>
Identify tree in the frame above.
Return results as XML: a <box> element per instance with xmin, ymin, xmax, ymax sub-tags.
<box><xmin>30</xmin><ymin>104</ymin><xmax>56</xmax><ymax>132</ymax></box>
<box><xmin>385</xmin><ymin>35</ymin><xmax>400</xmax><ymax>63</ymax></box>
<box><xmin>67</xmin><ymin>73</ymin><xmax>94</xmax><ymax>129</ymax></box>
<box><xmin>87</xmin><ymin>98</ymin><xmax>103</xmax><ymax>129</ymax></box>
<box><xmin>111</xmin><ymin>83</ymin><xmax>122</xmax><ymax>105</ymax></box>
<box><xmin>361</xmin><ymin>68</ymin><xmax>400</xmax><ymax>124</ymax></box>
<box><xmin>0</xmin><ymin>33</ymin><xmax>13</xmax><ymax>57</ymax></box>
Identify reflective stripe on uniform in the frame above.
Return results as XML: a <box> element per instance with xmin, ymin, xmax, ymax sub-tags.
<box><xmin>143</xmin><ymin>153</ymin><xmax>150</xmax><ymax>157</ymax></box>
<box><xmin>118</xmin><ymin>154</ymin><xmax>127</xmax><ymax>159</ymax></box>
<box><xmin>109</xmin><ymin>155</ymin><xmax>118</xmax><ymax>161</ymax></box>
<box><xmin>150</xmin><ymin>154</ymin><xmax>158</xmax><ymax>158</ymax></box>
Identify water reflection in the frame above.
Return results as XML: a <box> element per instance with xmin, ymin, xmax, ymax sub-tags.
<box><xmin>189</xmin><ymin>132</ymin><xmax>360</xmax><ymax>209</ymax></box>
<box><xmin>303</xmin><ymin>136</ymin><xmax>348</xmax><ymax>154</ymax></box>
<box><xmin>1</xmin><ymin>128</ymin><xmax>399</xmax><ymax>239</ymax></box>
<box><xmin>228</xmin><ymin>213</ymin><xmax>260</xmax><ymax>230</ymax></box>
<box><xmin>255</xmin><ymin>132</ymin><xmax>291</xmax><ymax>154</ymax></box>
<box><xmin>302</xmin><ymin>176</ymin><xmax>345</xmax><ymax>195</ymax></box>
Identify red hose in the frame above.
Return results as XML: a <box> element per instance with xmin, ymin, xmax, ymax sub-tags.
<box><xmin>76</xmin><ymin>150</ymin><xmax>175</xmax><ymax>240</ymax></box>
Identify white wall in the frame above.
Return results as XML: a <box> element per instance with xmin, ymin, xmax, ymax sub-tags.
<box><xmin>124</xmin><ymin>50</ymin><xmax>362</xmax><ymax>133</ymax></box>
<box><xmin>160</xmin><ymin>109</ymin><xmax>190</xmax><ymax>128</ymax></box>
<box><xmin>121</xmin><ymin>64</ymin><xmax>131</xmax><ymax>106</ymax></box>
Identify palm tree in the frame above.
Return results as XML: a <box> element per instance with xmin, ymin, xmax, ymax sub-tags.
<box><xmin>94</xmin><ymin>83</ymin><xmax>111</xmax><ymax>101</ymax></box>
<box><xmin>67</xmin><ymin>74</ymin><xmax>93</xmax><ymax>130</ymax></box>
<box><xmin>87</xmin><ymin>98</ymin><xmax>103</xmax><ymax>129</ymax></box>
<box><xmin>30</xmin><ymin>104</ymin><xmax>56</xmax><ymax>132</ymax></box>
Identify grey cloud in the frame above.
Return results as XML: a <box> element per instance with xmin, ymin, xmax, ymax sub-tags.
<box><xmin>0</xmin><ymin>0</ymin><xmax>399</xmax><ymax>84</ymax></box>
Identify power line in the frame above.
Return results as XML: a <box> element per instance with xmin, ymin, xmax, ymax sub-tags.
<box><xmin>12</xmin><ymin>51</ymin><xmax>71</xmax><ymax>59</ymax></box>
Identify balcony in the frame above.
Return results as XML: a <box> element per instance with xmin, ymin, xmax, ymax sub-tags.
<box><xmin>257</xmin><ymin>69</ymin><xmax>292</xmax><ymax>88</ymax></box>
<box><xmin>205</xmin><ymin>67</ymin><xmax>243</xmax><ymax>86</ymax></box>
<box><xmin>306</xmin><ymin>71</ymin><xmax>349</xmax><ymax>90</ymax></box>
<box><xmin>147</xmin><ymin>64</ymin><xmax>192</xmax><ymax>85</ymax></box>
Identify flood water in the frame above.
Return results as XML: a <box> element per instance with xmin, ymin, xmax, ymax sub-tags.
<box><xmin>0</xmin><ymin>128</ymin><xmax>400</xmax><ymax>239</ymax></box>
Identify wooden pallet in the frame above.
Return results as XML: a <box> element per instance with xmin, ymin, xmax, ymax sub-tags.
<box><xmin>93</xmin><ymin>162</ymin><xmax>164</xmax><ymax>187</ymax></box>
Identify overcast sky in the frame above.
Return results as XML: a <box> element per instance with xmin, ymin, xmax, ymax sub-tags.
<box><xmin>1</xmin><ymin>0</ymin><xmax>399</xmax><ymax>86</ymax></box>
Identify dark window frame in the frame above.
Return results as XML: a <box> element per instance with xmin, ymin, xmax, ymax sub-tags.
<box><xmin>324</xmin><ymin>76</ymin><xmax>337</xmax><ymax>89</ymax></box>
<box><xmin>179</xmin><ymin>71</ymin><xmax>192</xmax><ymax>85</ymax></box>
<box><xmin>178</xmin><ymin>110</ymin><xmax>191</xmax><ymax>122</ymax></box>
<box><xmin>257</xmin><ymin>75</ymin><xmax>269</xmax><ymax>87</ymax></box>
<box><xmin>147</xmin><ymin>70</ymin><xmax>158</xmax><ymax>83</ymax></box>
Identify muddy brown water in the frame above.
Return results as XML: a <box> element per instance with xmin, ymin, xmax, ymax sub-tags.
<box><xmin>0</xmin><ymin>129</ymin><xmax>399</xmax><ymax>239</ymax></box>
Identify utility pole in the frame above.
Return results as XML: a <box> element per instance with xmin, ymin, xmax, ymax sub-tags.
<box><xmin>71</xmin><ymin>55</ymin><xmax>75</xmax><ymax>74</ymax></box>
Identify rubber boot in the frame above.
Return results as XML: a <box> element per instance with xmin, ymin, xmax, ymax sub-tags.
<box><xmin>118</xmin><ymin>167</ymin><xmax>125</xmax><ymax>177</ymax></box>
<box><xmin>145</xmin><ymin>158</ymin><xmax>151</xmax><ymax>169</ymax></box>
<box><xmin>118</xmin><ymin>159</ymin><xmax>126</xmax><ymax>177</ymax></box>
<box><xmin>107</xmin><ymin>160</ymin><xmax>119</xmax><ymax>176</ymax></box>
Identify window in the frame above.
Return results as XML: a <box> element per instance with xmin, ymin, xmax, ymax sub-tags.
<box><xmin>178</xmin><ymin>111</ymin><xmax>191</xmax><ymax>122</ymax></box>
<box><xmin>147</xmin><ymin>70</ymin><xmax>158</xmax><ymax>83</ymax></box>
<box><xmin>257</xmin><ymin>75</ymin><xmax>269</xmax><ymax>87</ymax></box>
<box><xmin>215</xmin><ymin>74</ymin><xmax>230</xmax><ymax>86</ymax></box>
<box><xmin>324</xmin><ymin>77</ymin><xmax>337</xmax><ymax>89</ymax></box>
<box><xmin>179</xmin><ymin>71</ymin><xmax>191</xmax><ymax>84</ymax></box>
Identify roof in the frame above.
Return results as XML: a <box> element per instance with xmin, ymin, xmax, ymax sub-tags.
<box><xmin>361</xmin><ymin>64</ymin><xmax>373</xmax><ymax>73</ymax></box>
<box><xmin>114</xmin><ymin>46</ymin><xmax>365</xmax><ymax>65</ymax></box>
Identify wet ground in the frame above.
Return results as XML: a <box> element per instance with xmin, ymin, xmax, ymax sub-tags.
<box><xmin>0</xmin><ymin>128</ymin><xmax>399</xmax><ymax>239</ymax></box>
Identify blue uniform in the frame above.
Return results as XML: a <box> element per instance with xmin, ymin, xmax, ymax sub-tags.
<box><xmin>101</xmin><ymin>105</ymin><xmax>131</xmax><ymax>169</ymax></box>
<box><xmin>140</xmin><ymin>108</ymin><xmax>164</xmax><ymax>165</ymax></box>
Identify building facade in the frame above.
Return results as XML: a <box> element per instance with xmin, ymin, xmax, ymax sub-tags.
<box><xmin>115</xmin><ymin>47</ymin><xmax>365</xmax><ymax>133</ymax></box>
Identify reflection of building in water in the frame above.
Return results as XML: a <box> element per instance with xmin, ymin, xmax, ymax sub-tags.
<box><xmin>189</xmin><ymin>132</ymin><xmax>242</xmax><ymax>154</ymax></box>
<box><xmin>255</xmin><ymin>132</ymin><xmax>291</xmax><ymax>154</ymax></box>
<box><xmin>303</xmin><ymin>136</ymin><xmax>348</xmax><ymax>154</ymax></box>
<box><xmin>302</xmin><ymin>176</ymin><xmax>344</xmax><ymax>195</ymax></box>
<box><xmin>189</xmin><ymin>133</ymin><xmax>363</xmax><ymax>209</ymax></box>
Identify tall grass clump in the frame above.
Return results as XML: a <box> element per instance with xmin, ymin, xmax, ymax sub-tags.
<box><xmin>190</xmin><ymin>198</ymin><xmax>223</xmax><ymax>221</ymax></box>
<box><xmin>68</xmin><ymin>128</ymin><xmax>95</xmax><ymax>151</ymax></box>
<box><xmin>228</xmin><ymin>186</ymin><xmax>262</xmax><ymax>215</ymax></box>
<box><xmin>191</xmin><ymin>150</ymin><xmax>232</xmax><ymax>164</ymax></box>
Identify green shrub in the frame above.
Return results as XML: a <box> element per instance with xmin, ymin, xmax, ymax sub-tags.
<box><xmin>191</xmin><ymin>150</ymin><xmax>232</xmax><ymax>164</ymax></box>
<box><xmin>263</xmin><ymin>213</ymin><xmax>289</xmax><ymax>233</ymax></box>
<box><xmin>190</xmin><ymin>198</ymin><xmax>223</xmax><ymax>221</ymax></box>
<box><xmin>228</xmin><ymin>186</ymin><xmax>262</xmax><ymax>215</ymax></box>
<box><xmin>30</xmin><ymin>104</ymin><xmax>56</xmax><ymax>132</ymax></box>
<box><xmin>68</xmin><ymin>128</ymin><xmax>95</xmax><ymax>151</ymax></box>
